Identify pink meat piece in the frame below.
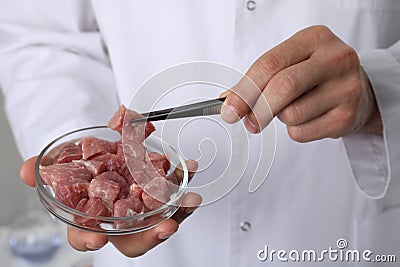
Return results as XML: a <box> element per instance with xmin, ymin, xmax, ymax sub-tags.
<box><xmin>92</xmin><ymin>153</ymin><xmax>126</xmax><ymax>173</ymax></box>
<box><xmin>146</xmin><ymin>152</ymin><xmax>171</xmax><ymax>172</ymax></box>
<box><xmin>129</xmin><ymin>182</ymin><xmax>143</xmax><ymax>199</ymax></box>
<box><xmin>45</xmin><ymin>141</ymin><xmax>81</xmax><ymax>163</ymax></box>
<box><xmin>118</xmin><ymin>187</ymin><xmax>130</xmax><ymax>200</ymax></box>
<box><xmin>145</xmin><ymin>161</ymin><xmax>166</xmax><ymax>177</ymax></box>
<box><xmin>95</xmin><ymin>171</ymin><xmax>128</xmax><ymax>187</ymax></box>
<box><xmin>131</xmin><ymin>170</ymin><xmax>152</xmax><ymax>187</ymax></box>
<box><xmin>116</xmin><ymin>140</ymin><xmax>123</xmax><ymax>156</ymax></box>
<box><xmin>54</xmin><ymin>142</ymin><xmax>83</xmax><ymax>164</ymax></box>
<box><xmin>75</xmin><ymin>197</ymin><xmax>111</xmax><ymax>227</ymax></box>
<box><xmin>123</xmin><ymin>121</ymin><xmax>156</xmax><ymax>144</ymax></box>
<box><xmin>95</xmin><ymin>171</ymin><xmax>129</xmax><ymax>199</ymax></box>
<box><xmin>108</xmin><ymin>105</ymin><xmax>156</xmax><ymax>142</ymax></box>
<box><xmin>119</xmin><ymin>166</ymin><xmax>135</xmax><ymax>185</ymax></box>
<box><xmin>142</xmin><ymin>177</ymin><xmax>174</xmax><ymax>210</ymax></box>
<box><xmin>119</xmin><ymin>163</ymin><xmax>147</xmax><ymax>186</ymax></box>
<box><xmin>115</xmin><ymin>141</ymin><xmax>145</xmax><ymax>183</ymax></box>
<box><xmin>123</xmin><ymin>143</ymin><xmax>146</xmax><ymax>160</ymax></box>
<box><xmin>107</xmin><ymin>105</ymin><xmax>127</xmax><ymax>134</ymax></box>
<box><xmin>113</xmin><ymin>197</ymin><xmax>144</xmax><ymax>217</ymax></box>
<box><xmin>88</xmin><ymin>178</ymin><xmax>121</xmax><ymax>211</ymax></box>
<box><xmin>113</xmin><ymin>196</ymin><xmax>145</xmax><ymax>229</ymax></box>
<box><xmin>39</xmin><ymin>162</ymin><xmax>92</xmax><ymax>187</ymax></box>
<box><xmin>75</xmin><ymin>159</ymin><xmax>106</xmax><ymax>176</ymax></box>
<box><xmin>54</xmin><ymin>179</ymin><xmax>89</xmax><ymax>208</ymax></box>
<box><xmin>81</xmin><ymin>137</ymin><xmax>117</xmax><ymax>160</ymax></box>
<box><xmin>125</xmin><ymin>157</ymin><xmax>146</xmax><ymax>173</ymax></box>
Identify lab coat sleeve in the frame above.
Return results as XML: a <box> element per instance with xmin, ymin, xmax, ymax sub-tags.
<box><xmin>342</xmin><ymin>40</ymin><xmax>400</xmax><ymax>199</ymax></box>
<box><xmin>0</xmin><ymin>0</ymin><xmax>119</xmax><ymax>160</ymax></box>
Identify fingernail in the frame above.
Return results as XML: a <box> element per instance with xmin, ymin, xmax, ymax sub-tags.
<box><xmin>219</xmin><ymin>90</ymin><xmax>230</xmax><ymax>98</ymax></box>
<box><xmin>221</xmin><ymin>104</ymin><xmax>239</xmax><ymax>124</ymax></box>
<box><xmin>86</xmin><ymin>243</ymin><xmax>102</xmax><ymax>251</ymax></box>
<box><xmin>158</xmin><ymin>231</ymin><xmax>177</xmax><ymax>240</ymax></box>
<box><xmin>184</xmin><ymin>207</ymin><xmax>197</xmax><ymax>214</ymax></box>
<box><xmin>245</xmin><ymin>117</ymin><xmax>259</xmax><ymax>134</ymax></box>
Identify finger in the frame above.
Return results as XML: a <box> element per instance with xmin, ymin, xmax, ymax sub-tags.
<box><xmin>246</xmin><ymin>56</ymin><xmax>328</xmax><ymax>133</ymax></box>
<box><xmin>221</xmin><ymin>26</ymin><xmax>317</xmax><ymax>124</ymax></box>
<box><xmin>175</xmin><ymin>160</ymin><xmax>198</xmax><ymax>182</ymax></box>
<box><xmin>171</xmin><ymin>192</ymin><xmax>202</xmax><ymax>224</ymax></box>
<box><xmin>277</xmin><ymin>80</ymin><xmax>341</xmax><ymax>126</ymax></box>
<box><xmin>220</xmin><ymin>80</ymin><xmax>260</xmax><ymax>124</ymax></box>
<box><xmin>20</xmin><ymin>156</ymin><xmax>38</xmax><ymax>187</ymax></box>
<box><xmin>108</xmin><ymin>218</ymin><xmax>179</xmax><ymax>258</ymax></box>
<box><xmin>286</xmin><ymin>103</ymin><xmax>355</xmax><ymax>142</ymax></box>
<box><xmin>219</xmin><ymin>90</ymin><xmax>231</xmax><ymax>98</ymax></box>
<box><xmin>168</xmin><ymin>160</ymin><xmax>198</xmax><ymax>185</ymax></box>
<box><xmin>67</xmin><ymin>226</ymin><xmax>108</xmax><ymax>251</ymax></box>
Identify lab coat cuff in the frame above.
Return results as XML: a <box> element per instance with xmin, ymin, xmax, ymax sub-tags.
<box><xmin>343</xmin><ymin>49</ymin><xmax>400</xmax><ymax>199</ymax></box>
<box><xmin>342</xmin><ymin>133</ymin><xmax>387</xmax><ymax>199</ymax></box>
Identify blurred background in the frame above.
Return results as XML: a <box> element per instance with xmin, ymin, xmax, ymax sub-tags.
<box><xmin>0</xmin><ymin>93</ymin><xmax>94</xmax><ymax>266</ymax></box>
<box><xmin>0</xmin><ymin>92</ymin><xmax>38</xmax><ymax>225</ymax></box>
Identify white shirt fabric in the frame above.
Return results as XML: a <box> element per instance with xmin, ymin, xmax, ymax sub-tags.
<box><xmin>1</xmin><ymin>0</ymin><xmax>400</xmax><ymax>266</ymax></box>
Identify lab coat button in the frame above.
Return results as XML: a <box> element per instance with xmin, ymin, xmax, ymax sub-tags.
<box><xmin>240</xmin><ymin>221</ymin><xmax>251</xmax><ymax>231</ymax></box>
<box><xmin>246</xmin><ymin>0</ymin><xmax>256</xmax><ymax>11</ymax></box>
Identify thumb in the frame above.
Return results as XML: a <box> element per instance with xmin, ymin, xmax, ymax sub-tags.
<box><xmin>20</xmin><ymin>156</ymin><xmax>38</xmax><ymax>187</ymax></box>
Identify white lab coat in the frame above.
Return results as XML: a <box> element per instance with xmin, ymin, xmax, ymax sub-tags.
<box><xmin>1</xmin><ymin>0</ymin><xmax>400</xmax><ymax>266</ymax></box>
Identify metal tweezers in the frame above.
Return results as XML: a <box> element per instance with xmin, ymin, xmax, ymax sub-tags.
<box><xmin>130</xmin><ymin>97</ymin><xmax>226</xmax><ymax>124</ymax></box>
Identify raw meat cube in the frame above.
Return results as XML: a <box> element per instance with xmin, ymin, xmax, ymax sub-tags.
<box><xmin>54</xmin><ymin>179</ymin><xmax>89</xmax><ymax>208</ymax></box>
<box><xmin>129</xmin><ymin>182</ymin><xmax>143</xmax><ymax>200</ymax></box>
<box><xmin>81</xmin><ymin>137</ymin><xmax>117</xmax><ymax>160</ymax></box>
<box><xmin>45</xmin><ymin>141</ymin><xmax>82</xmax><ymax>164</ymax></box>
<box><xmin>116</xmin><ymin>141</ymin><xmax>147</xmax><ymax>178</ymax></box>
<box><xmin>115</xmin><ymin>140</ymin><xmax>123</xmax><ymax>156</ymax></box>
<box><xmin>54</xmin><ymin>142</ymin><xmax>83</xmax><ymax>164</ymax></box>
<box><xmin>125</xmin><ymin>158</ymin><xmax>146</xmax><ymax>173</ymax></box>
<box><xmin>118</xmin><ymin>161</ymin><xmax>146</xmax><ymax>186</ymax></box>
<box><xmin>123</xmin><ymin>107</ymin><xmax>156</xmax><ymax>144</ymax></box>
<box><xmin>123</xmin><ymin>143</ymin><xmax>146</xmax><ymax>160</ymax></box>
<box><xmin>118</xmin><ymin>187</ymin><xmax>130</xmax><ymax>200</ymax></box>
<box><xmin>92</xmin><ymin>153</ymin><xmax>126</xmax><ymax>173</ymax></box>
<box><xmin>119</xmin><ymin>166</ymin><xmax>135</xmax><ymax>185</ymax></box>
<box><xmin>131</xmin><ymin>171</ymin><xmax>152</xmax><ymax>187</ymax></box>
<box><xmin>142</xmin><ymin>177</ymin><xmax>174</xmax><ymax>210</ymax></box>
<box><xmin>114</xmin><ymin>197</ymin><xmax>144</xmax><ymax>217</ymax></box>
<box><xmin>107</xmin><ymin>105</ymin><xmax>128</xmax><ymax>134</ymax></box>
<box><xmin>95</xmin><ymin>171</ymin><xmax>128</xmax><ymax>188</ymax></box>
<box><xmin>88</xmin><ymin>178</ymin><xmax>121</xmax><ymax>211</ymax></box>
<box><xmin>75</xmin><ymin>197</ymin><xmax>111</xmax><ymax>227</ymax></box>
<box><xmin>75</xmin><ymin>159</ymin><xmax>106</xmax><ymax>176</ymax></box>
<box><xmin>113</xmin><ymin>196</ymin><xmax>145</xmax><ymax>229</ymax></box>
<box><xmin>123</xmin><ymin>120</ymin><xmax>155</xmax><ymax>144</ymax></box>
<box><xmin>145</xmin><ymin>161</ymin><xmax>166</xmax><ymax>177</ymax></box>
<box><xmin>39</xmin><ymin>162</ymin><xmax>92</xmax><ymax>187</ymax></box>
<box><xmin>95</xmin><ymin>171</ymin><xmax>129</xmax><ymax>199</ymax></box>
<box><xmin>108</xmin><ymin>105</ymin><xmax>155</xmax><ymax>142</ymax></box>
<box><xmin>146</xmin><ymin>152</ymin><xmax>171</xmax><ymax>172</ymax></box>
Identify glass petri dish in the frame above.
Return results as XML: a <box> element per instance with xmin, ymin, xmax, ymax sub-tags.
<box><xmin>35</xmin><ymin>126</ymin><xmax>188</xmax><ymax>235</ymax></box>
